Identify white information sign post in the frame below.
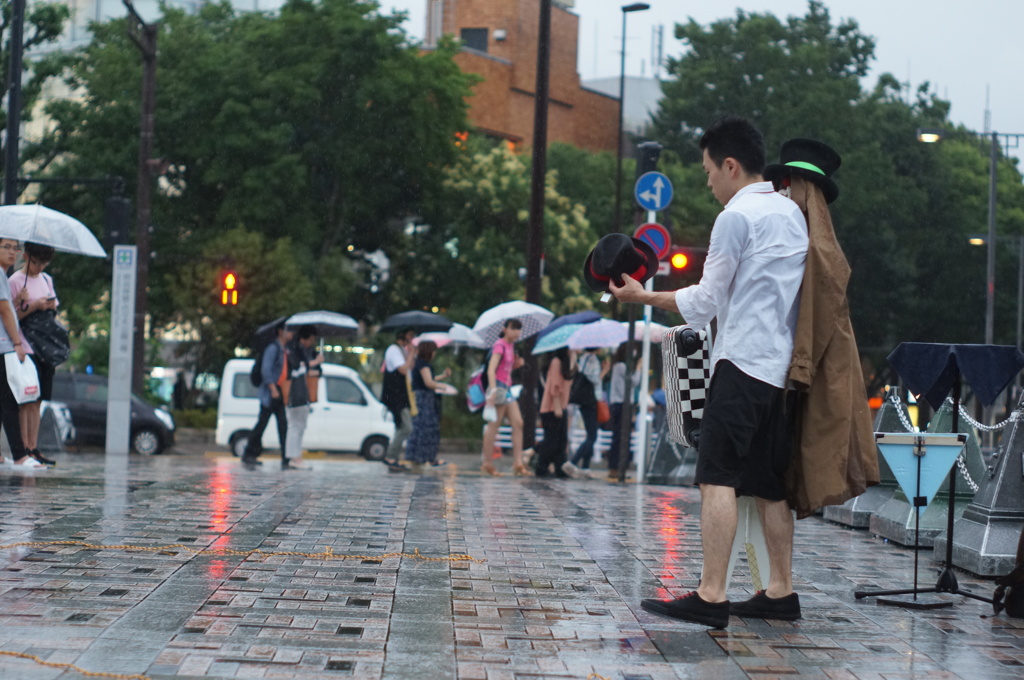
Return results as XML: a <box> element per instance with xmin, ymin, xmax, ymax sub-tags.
<box><xmin>106</xmin><ymin>246</ymin><xmax>137</xmax><ymax>455</ymax></box>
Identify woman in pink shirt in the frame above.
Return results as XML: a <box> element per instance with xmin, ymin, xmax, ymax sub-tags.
<box><xmin>480</xmin><ymin>319</ymin><xmax>533</xmax><ymax>476</ymax></box>
<box><xmin>9</xmin><ymin>242</ymin><xmax>59</xmax><ymax>466</ymax></box>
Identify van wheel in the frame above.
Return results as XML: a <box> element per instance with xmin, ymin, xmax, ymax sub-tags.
<box><xmin>360</xmin><ymin>436</ymin><xmax>389</xmax><ymax>461</ymax></box>
<box><xmin>132</xmin><ymin>429</ymin><xmax>162</xmax><ymax>456</ymax></box>
<box><xmin>229</xmin><ymin>431</ymin><xmax>252</xmax><ymax>458</ymax></box>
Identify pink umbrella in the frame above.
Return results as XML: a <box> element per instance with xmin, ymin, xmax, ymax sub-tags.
<box><xmin>622</xmin><ymin>320</ymin><xmax>669</xmax><ymax>344</ymax></box>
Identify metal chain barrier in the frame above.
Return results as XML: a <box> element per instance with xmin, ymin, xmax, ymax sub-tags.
<box><xmin>956</xmin><ymin>455</ymin><xmax>980</xmax><ymax>493</ymax></box>
<box><xmin>954</xmin><ymin>400</ymin><xmax>1013</xmax><ymax>432</ymax></box>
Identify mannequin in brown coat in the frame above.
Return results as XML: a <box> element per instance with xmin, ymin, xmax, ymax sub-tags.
<box><xmin>783</xmin><ymin>176</ymin><xmax>878</xmax><ymax>517</ymax></box>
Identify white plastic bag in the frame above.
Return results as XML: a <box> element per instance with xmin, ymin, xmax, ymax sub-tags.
<box><xmin>482</xmin><ymin>405</ymin><xmax>498</xmax><ymax>422</ymax></box>
<box><xmin>5</xmin><ymin>352</ymin><xmax>40</xmax><ymax>404</ymax></box>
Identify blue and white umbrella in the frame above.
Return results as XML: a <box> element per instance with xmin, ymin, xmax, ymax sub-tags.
<box><xmin>472</xmin><ymin>300</ymin><xmax>553</xmax><ymax>347</ymax></box>
<box><xmin>531</xmin><ymin>323</ymin><xmax>585</xmax><ymax>355</ymax></box>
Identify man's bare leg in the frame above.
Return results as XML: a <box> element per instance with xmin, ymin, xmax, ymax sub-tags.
<box><xmin>696</xmin><ymin>483</ymin><xmax>738</xmax><ymax>603</ymax></box>
<box><xmin>755</xmin><ymin>497</ymin><xmax>794</xmax><ymax>597</ymax></box>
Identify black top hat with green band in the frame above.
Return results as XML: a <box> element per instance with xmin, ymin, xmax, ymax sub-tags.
<box><xmin>763</xmin><ymin>138</ymin><xmax>841</xmax><ymax>204</ymax></box>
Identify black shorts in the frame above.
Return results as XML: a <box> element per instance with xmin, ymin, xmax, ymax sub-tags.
<box><xmin>694</xmin><ymin>360</ymin><xmax>794</xmax><ymax>501</ymax></box>
<box><xmin>30</xmin><ymin>353</ymin><xmax>55</xmax><ymax>402</ymax></box>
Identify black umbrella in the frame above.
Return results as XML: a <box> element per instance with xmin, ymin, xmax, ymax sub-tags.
<box><xmin>379</xmin><ymin>310</ymin><xmax>453</xmax><ymax>333</ymax></box>
<box><xmin>252</xmin><ymin>316</ymin><xmax>288</xmax><ymax>350</ymax></box>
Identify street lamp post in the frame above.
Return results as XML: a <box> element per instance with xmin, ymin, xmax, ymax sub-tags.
<box><xmin>918</xmin><ymin>127</ymin><xmax>1024</xmax><ymax>346</ymax></box>
<box><xmin>611</xmin><ymin>3</ymin><xmax>650</xmax><ymax>235</ymax></box>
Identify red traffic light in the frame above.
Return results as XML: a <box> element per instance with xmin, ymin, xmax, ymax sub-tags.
<box><xmin>667</xmin><ymin>246</ymin><xmax>708</xmax><ymax>278</ymax></box>
<box><xmin>221</xmin><ymin>272</ymin><xmax>238</xmax><ymax>305</ymax></box>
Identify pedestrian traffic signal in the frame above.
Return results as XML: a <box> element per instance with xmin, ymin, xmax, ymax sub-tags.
<box><xmin>221</xmin><ymin>272</ymin><xmax>238</xmax><ymax>305</ymax></box>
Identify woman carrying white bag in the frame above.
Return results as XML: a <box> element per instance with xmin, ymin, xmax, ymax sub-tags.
<box><xmin>0</xmin><ymin>238</ymin><xmax>42</xmax><ymax>468</ymax></box>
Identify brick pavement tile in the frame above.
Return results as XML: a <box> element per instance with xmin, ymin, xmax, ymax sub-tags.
<box><xmin>0</xmin><ymin>455</ymin><xmax>1021</xmax><ymax>680</ymax></box>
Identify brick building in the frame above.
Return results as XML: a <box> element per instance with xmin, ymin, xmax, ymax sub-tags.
<box><xmin>424</xmin><ymin>0</ymin><xmax>619</xmax><ymax>153</ymax></box>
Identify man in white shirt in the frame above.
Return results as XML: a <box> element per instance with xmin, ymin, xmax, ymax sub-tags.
<box><xmin>380</xmin><ymin>329</ymin><xmax>416</xmax><ymax>469</ymax></box>
<box><xmin>610</xmin><ymin>116</ymin><xmax>807</xmax><ymax>628</ymax></box>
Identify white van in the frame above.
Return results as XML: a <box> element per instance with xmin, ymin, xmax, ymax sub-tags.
<box><xmin>215</xmin><ymin>359</ymin><xmax>394</xmax><ymax>459</ymax></box>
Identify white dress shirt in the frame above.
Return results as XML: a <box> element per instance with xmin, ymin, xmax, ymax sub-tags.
<box><xmin>675</xmin><ymin>181</ymin><xmax>807</xmax><ymax>388</ymax></box>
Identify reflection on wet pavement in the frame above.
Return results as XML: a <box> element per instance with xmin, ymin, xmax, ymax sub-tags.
<box><xmin>0</xmin><ymin>452</ymin><xmax>1021</xmax><ymax>679</ymax></box>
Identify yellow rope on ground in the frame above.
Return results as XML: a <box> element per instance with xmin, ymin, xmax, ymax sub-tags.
<box><xmin>0</xmin><ymin>650</ymin><xmax>151</xmax><ymax>680</ymax></box>
<box><xmin>0</xmin><ymin>541</ymin><xmax>485</xmax><ymax>563</ymax></box>
<box><xmin>587</xmin><ymin>674</ymin><xmax>611</xmax><ymax>680</ymax></box>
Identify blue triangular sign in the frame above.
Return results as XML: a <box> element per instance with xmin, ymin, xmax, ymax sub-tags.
<box><xmin>876</xmin><ymin>433</ymin><xmax>965</xmax><ymax>516</ymax></box>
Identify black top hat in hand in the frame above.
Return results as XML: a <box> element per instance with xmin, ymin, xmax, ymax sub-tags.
<box><xmin>583</xmin><ymin>233</ymin><xmax>659</xmax><ymax>293</ymax></box>
<box><xmin>763</xmin><ymin>138</ymin><xmax>842</xmax><ymax>204</ymax></box>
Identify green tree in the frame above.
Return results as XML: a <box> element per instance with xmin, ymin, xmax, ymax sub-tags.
<box><xmin>648</xmin><ymin>0</ymin><xmax>1024</xmax><ymax>373</ymax></box>
<box><xmin>385</xmin><ymin>140</ymin><xmax>599</xmax><ymax>325</ymax></box>
<box><xmin>35</xmin><ymin>0</ymin><xmax>474</xmax><ymax>347</ymax></box>
<box><xmin>0</xmin><ymin>0</ymin><xmax>71</xmax><ymax>183</ymax></box>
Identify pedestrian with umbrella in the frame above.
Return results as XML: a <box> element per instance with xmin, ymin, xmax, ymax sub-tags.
<box><xmin>380</xmin><ymin>327</ymin><xmax>417</xmax><ymax>471</ymax></box>
<box><xmin>532</xmin><ymin>346</ymin><xmax>575</xmax><ymax>478</ymax></box>
<box><xmin>403</xmin><ymin>340</ymin><xmax>453</xmax><ymax>470</ymax></box>
<box><xmin>479</xmin><ymin>318</ymin><xmax>534</xmax><ymax>476</ymax></box>
<box><xmin>0</xmin><ymin>238</ymin><xmax>38</xmax><ymax>467</ymax></box>
<box><xmin>242</xmin><ymin>320</ymin><xmax>292</xmax><ymax>466</ymax></box>
<box><xmin>281</xmin><ymin>324</ymin><xmax>323</xmax><ymax>469</ymax></box>
<box><xmin>9</xmin><ymin>241</ymin><xmax>66</xmax><ymax>467</ymax></box>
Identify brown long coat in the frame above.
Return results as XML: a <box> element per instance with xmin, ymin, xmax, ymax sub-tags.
<box><xmin>785</xmin><ymin>177</ymin><xmax>879</xmax><ymax>519</ymax></box>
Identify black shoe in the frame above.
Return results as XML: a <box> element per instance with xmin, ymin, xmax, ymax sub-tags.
<box><xmin>241</xmin><ymin>456</ymin><xmax>263</xmax><ymax>466</ymax></box>
<box><xmin>730</xmin><ymin>591</ymin><xmax>801</xmax><ymax>621</ymax></box>
<box><xmin>30</xmin><ymin>449</ymin><xmax>56</xmax><ymax>467</ymax></box>
<box><xmin>641</xmin><ymin>592</ymin><xmax>730</xmax><ymax>629</ymax></box>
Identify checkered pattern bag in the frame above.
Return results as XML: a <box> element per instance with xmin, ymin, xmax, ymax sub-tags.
<box><xmin>661</xmin><ymin>326</ymin><xmax>712</xmax><ymax>448</ymax></box>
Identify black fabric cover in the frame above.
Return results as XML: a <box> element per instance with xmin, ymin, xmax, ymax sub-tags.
<box><xmin>887</xmin><ymin>342</ymin><xmax>1024</xmax><ymax>410</ymax></box>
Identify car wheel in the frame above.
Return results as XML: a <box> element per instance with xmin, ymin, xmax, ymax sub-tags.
<box><xmin>360</xmin><ymin>435</ymin><xmax>389</xmax><ymax>461</ymax></box>
<box><xmin>132</xmin><ymin>428</ymin><xmax>163</xmax><ymax>456</ymax></box>
<box><xmin>229</xmin><ymin>431</ymin><xmax>252</xmax><ymax>458</ymax></box>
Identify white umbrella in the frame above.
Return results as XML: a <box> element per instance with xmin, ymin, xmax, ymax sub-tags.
<box><xmin>622</xmin><ymin>320</ymin><xmax>670</xmax><ymax>344</ymax></box>
<box><xmin>0</xmin><ymin>204</ymin><xmax>106</xmax><ymax>257</ymax></box>
<box><xmin>472</xmin><ymin>300</ymin><xmax>553</xmax><ymax>347</ymax></box>
<box><xmin>286</xmin><ymin>310</ymin><xmax>359</xmax><ymax>335</ymax></box>
<box><xmin>414</xmin><ymin>324</ymin><xmax>485</xmax><ymax>348</ymax></box>
<box><xmin>567</xmin><ymin>318</ymin><xmax>628</xmax><ymax>350</ymax></box>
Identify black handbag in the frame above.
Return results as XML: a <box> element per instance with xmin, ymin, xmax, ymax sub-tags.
<box><xmin>568</xmin><ymin>360</ymin><xmax>596</xmax><ymax>407</ymax></box>
<box><xmin>20</xmin><ymin>309</ymin><xmax>70</xmax><ymax>367</ymax></box>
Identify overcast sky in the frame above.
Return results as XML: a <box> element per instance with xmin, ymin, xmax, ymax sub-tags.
<box><xmin>381</xmin><ymin>0</ymin><xmax>1024</xmax><ymax>161</ymax></box>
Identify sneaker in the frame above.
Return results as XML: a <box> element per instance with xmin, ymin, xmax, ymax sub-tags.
<box><xmin>561</xmin><ymin>461</ymin><xmax>585</xmax><ymax>479</ymax></box>
<box><xmin>13</xmin><ymin>455</ymin><xmax>46</xmax><ymax>470</ymax></box>
<box><xmin>281</xmin><ymin>459</ymin><xmax>309</xmax><ymax>470</ymax></box>
<box><xmin>30</xmin><ymin>450</ymin><xmax>56</xmax><ymax>467</ymax></box>
<box><xmin>640</xmin><ymin>592</ymin><xmax>730</xmax><ymax>629</ymax></box>
<box><xmin>730</xmin><ymin>591</ymin><xmax>801</xmax><ymax>621</ymax></box>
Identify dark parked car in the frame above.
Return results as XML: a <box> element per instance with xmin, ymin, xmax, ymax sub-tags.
<box><xmin>51</xmin><ymin>372</ymin><xmax>176</xmax><ymax>455</ymax></box>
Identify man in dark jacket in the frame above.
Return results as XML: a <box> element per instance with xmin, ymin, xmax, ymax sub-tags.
<box><xmin>242</xmin><ymin>321</ymin><xmax>292</xmax><ymax>466</ymax></box>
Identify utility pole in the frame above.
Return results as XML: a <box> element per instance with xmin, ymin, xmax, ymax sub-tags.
<box><xmin>123</xmin><ymin>0</ymin><xmax>158</xmax><ymax>395</ymax></box>
<box><xmin>3</xmin><ymin>0</ymin><xmax>26</xmax><ymax>205</ymax></box>
<box><xmin>521</xmin><ymin>0</ymin><xmax>552</xmax><ymax>449</ymax></box>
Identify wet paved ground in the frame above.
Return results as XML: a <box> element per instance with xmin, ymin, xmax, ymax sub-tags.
<box><xmin>1</xmin><ymin>449</ymin><xmax>1022</xmax><ymax>680</ymax></box>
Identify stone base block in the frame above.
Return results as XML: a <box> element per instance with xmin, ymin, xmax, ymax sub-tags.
<box><xmin>823</xmin><ymin>484</ymin><xmax>897</xmax><ymax>528</ymax></box>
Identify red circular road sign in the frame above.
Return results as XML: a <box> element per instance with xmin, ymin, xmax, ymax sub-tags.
<box><xmin>634</xmin><ymin>223</ymin><xmax>671</xmax><ymax>260</ymax></box>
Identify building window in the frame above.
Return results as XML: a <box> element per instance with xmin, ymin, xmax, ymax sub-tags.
<box><xmin>460</xmin><ymin>28</ymin><xmax>488</xmax><ymax>53</ymax></box>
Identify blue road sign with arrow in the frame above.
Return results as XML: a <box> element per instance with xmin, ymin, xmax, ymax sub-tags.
<box><xmin>635</xmin><ymin>171</ymin><xmax>673</xmax><ymax>212</ymax></box>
